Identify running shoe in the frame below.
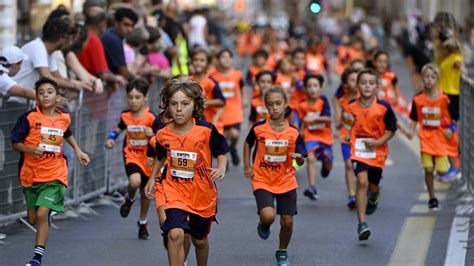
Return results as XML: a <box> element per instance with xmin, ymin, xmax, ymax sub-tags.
<box><xmin>257</xmin><ymin>222</ymin><xmax>271</xmax><ymax>240</ymax></box>
<box><xmin>138</xmin><ymin>221</ymin><xmax>149</xmax><ymax>239</ymax></box>
<box><xmin>320</xmin><ymin>167</ymin><xmax>331</xmax><ymax>178</ymax></box>
<box><xmin>26</xmin><ymin>259</ymin><xmax>42</xmax><ymax>266</ymax></box>
<box><xmin>440</xmin><ymin>167</ymin><xmax>461</xmax><ymax>182</ymax></box>
<box><xmin>365</xmin><ymin>194</ymin><xmax>379</xmax><ymax>215</ymax></box>
<box><xmin>428</xmin><ymin>198</ymin><xmax>439</xmax><ymax>211</ymax></box>
<box><xmin>230</xmin><ymin>148</ymin><xmax>240</xmax><ymax>166</ymax></box>
<box><xmin>358</xmin><ymin>222</ymin><xmax>371</xmax><ymax>241</ymax></box>
<box><xmin>275</xmin><ymin>250</ymin><xmax>290</xmax><ymax>266</ymax></box>
<box><xmin>347</xmin><ymin>195</ymin><xmax>356</xmax><ymax>209</ymax></box>
<box><xmin>303</xmin><ymin>186</ymin><xmax>319</xmax><ymax>200</ymax></box>
<box><xmin>119</xmin><ymin>195</ymin><xmax>134</xmax><ymax>218</ymax></box>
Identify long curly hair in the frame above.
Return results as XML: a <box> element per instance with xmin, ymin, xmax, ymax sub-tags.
<box><xmin>159</xmin><ymin>78</ymin><xmax>205</xmax><ymax>119</ymax></box>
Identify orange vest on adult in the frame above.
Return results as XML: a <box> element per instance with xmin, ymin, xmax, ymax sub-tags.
<box><xmin>11</xmin><ymin>107</ymin><xmax>72</xmax><ymax>187</ymax></box>
<box><xmin>348</xmin><ymin>98</ymin><xmax>397</xmax><ymax>169</ymax></box>
<box><xmin>153</xmin><ymin>119</ymin><xmax>229</xmax><ymax>218</ymax></box>
<box><xmin>210</xmin><ymin>69</ymin><xmax>244</xmax><ymax>127</ymax></box>
<box><xmin>245</xmin><ymin>120</ymin><xmax>307</xmax><ymax>193</ymax></box>
<box><xmin>118</xmin><ymin>108</ymin><xmax>159</xmax><ymax>176</ymax></box>
<box><xmin>410</xmin><ymin>90</ymin><xmax>459</xmax><ymax>156</ymax></box>
<box><xmin>298</xmin><ymin>96</ymin><xmax>333</xmax><ymax>145</ymax></box>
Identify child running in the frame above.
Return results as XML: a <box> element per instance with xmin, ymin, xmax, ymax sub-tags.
<box><xmin>403</xmin><ymin>63</ymin><xmax>458</xmax><ymax>210</ymax></box>
<box><xmin>249</xmin><ymin>70</ymin><xmax>275</xmax><ymax>127</ymax></box>
<box><xmin>299</xmin><ymin>74</ymin><xmax>333</xmax><ymax>200</ymax></box>
<box><xmin>145</xmin><ymin>79</ymin><xmax>228</xmax><ymax>266</ymax></box>
<box><xmin>189</xmin><ymin>48</ymin><xmax>226</xmax><ymax>131</ymax></box>
<box><xmin>347</xmin><ymin>69</ymin><xmax>397</xmax><ymax>241</ymax></box>
<box><xmin>372</xmin><ymin>51</ymin><xmax>400</xmax><ymax>106</ymax></box>
<box><xmin>11</xmin><ymin>77</ymin><xmax>90</xmax><ymax>266</ymax></box>
<box><xmin>210</xmin><ymin>48</ymin><xmax>247</xmax><ymax>166</ymax></box>
<box><xmin>105</xmin><ymin>79</ymin><xmax>160</xmax><ymax>239</ymax></box>
<box><xmin>333</xmin><ymin>67</ymin><xmax>360</xmax><ymax>208</ymax></box>
<box><xmin>243</xmin><ymin>86</ymin><xmax>307</xmax><ymax>266</ymax></box>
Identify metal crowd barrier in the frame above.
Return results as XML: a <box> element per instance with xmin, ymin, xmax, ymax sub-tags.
<box><xmin>459</xmin><ymin>74</ymin><xmax>474</xmax><ymax>196</ymax></box>
<box><xmin>0</xmin><ymin>79</ymin><xmax>164</xmax><ymax>226</ymax></box>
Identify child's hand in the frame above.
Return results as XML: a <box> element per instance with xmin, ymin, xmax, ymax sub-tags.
<box><xmin>30</xmin><ymin>146</ymin><xmax>44</xmax><ymax>158</ymax></box>
<box><xmin>145</xmin><ymin>127</ymin><xmax>154</xmax><ymax>137</ymax></box>
<box><xmin>105</xmin><ymin>139</ymin><xmax>115</xmax><ymax>149</ymax></box>
<box><xmin>144</xmin><ymin>179</ymin><xmax>155</xmax><ymax>199</ymax></box>
<box><xmin>77</xmin><ymin>151</ymin><xmax>91</xmax><ymax>166</ymax></box>
<box><xmin>244</xmin><ymin>165</ymin><xmax>253</xmax><ymax>178</ymax></box>
<box><xmin>209</xmin><ymin>167</ymin><xmax>225</xmax><ymax>182</ymax></box>
<box><xmin>444</xmin><ymin>128</ymin><xmax>453</xmax><ymax>140</ymax></box>
<box><xmin>363</xmin><ymin>139</ymin><xmax>380</xmax><ymax>149</ymax></box>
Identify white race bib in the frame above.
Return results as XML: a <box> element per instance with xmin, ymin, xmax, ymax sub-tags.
<box><xmin>219</xmin><ymin>81</ymin><xmax>235</xmax><ymax>98</ymax></box>
<box><xmin>421</xmin><ymin>107</ymin><xmax>441</xmax><ymax>127</ymax></box>
<box><xmin>264</xmin><ymin>140</ymin><xmax>288</xmax><ymax>162</ymax></box>
<box><xmin>355</xmin><ymin>138</ymin><xmax>376</xmax><ymax>159</ymax></box>
<box><xmin>306</xmin><ymin>112</ymin><xmax>325</xmax><ymax>131</ymax></box>
<box><xmin>39</xmin><ymin>127</ymin><xmax>64</xmax><ymax>153</ymax></box>
<box><xmin>170</xmin><ymin>150</ymin><xmax>197</xmax><ymax>179</ymax></box>
<box><xmin>342</xmin><ymin>111</ymin><xmax>354</xmax><ymax>130</ymax></box>
<box><xmin>127</xmin><ymin>125</ymin><xmax>148</xmax><ymax>146</ymax></box>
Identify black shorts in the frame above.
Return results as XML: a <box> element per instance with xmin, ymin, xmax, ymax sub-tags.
<box><xmin>352</xmin><ymin>160</ymin><xmax>383</xmax><ymax>185</ymax></box>
<box><xmin>223</xmin><ymin>123</ymin><xmax>241</xmax><ymax>131</ymax></box>
<box><xmin>254</xmin><ymin>189</ymin><xmax>297</xmax><ymax>216</ymax></box>
<box><xmin>161</xmin><ymin>208</ymin><xmax>214</xmax><ymax>240</ymax></box>
<box><xmin>124</xmin><ymin>163</ymin><xmax>149</xmax><ymax>188</ymax></box>
<box><xmin>447</xmin><ymin>94</ymin><xmax>459</xmax><ymax>120</ymax></box>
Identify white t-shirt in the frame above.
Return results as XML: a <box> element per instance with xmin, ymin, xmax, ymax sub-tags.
<box><xmin>10</xmin><ymin>38</ymin><xmax>58</xmax><ymax>104</ymax></box>
<box><xmin>51</xmin><ymin>51</ymin><xmax>67</xmax><ymax>78</ymax></box>
<box><xmin>188</xmin><ymin>15</ymin><xmax>207</xmax><ymax>48</ymax></box>
<box><xmin>0</xmin><ymin>72</ymin><xmax>17</xmax><ymax>95</ymax></box>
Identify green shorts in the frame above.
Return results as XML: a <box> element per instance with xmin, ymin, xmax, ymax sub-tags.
<box><xmin>23</xmin><ymin>182</ymin><xmax>66</xmax><ymax>212</ymax></box>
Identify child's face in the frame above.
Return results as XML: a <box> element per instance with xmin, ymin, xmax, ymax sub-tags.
<box><xmin>254</xmin><ymin>55</ymin><xmax>266</xmax><ymax>67</ymax></box>
<box><xmin>280</xmin><ymin>58</ymin><xmax>294</xmax><ymax>74</ymax></box>
<box><xmin>346</xmin><ymin>72</ymin><xmax>358</xmax><ymax>93</ymax></box>
<box><xmin>422</xmin><ymin>69</ymin><xmax>438</xmax><ymax>90</ymax></box>
<box><xmin>191</xmin><ymin>53</ymin><xmax>208</xmax><ymax>74</ymax></box>
<box><xmin>305</xmin><ymin>78</ymin><xmax>322</xmax><ymax>100</ymax></box>
<box><xmin>358</xmin><ymin>73</ymin><xmax>378</xmax><ymax>98</ymax></box>
<box><xmin>350</xmin><ymin>61</ymin><xmax>365</xmax><ymax>71</ymax></box>
<box><xmin>218</xmin><ymin>52</ymin><xmax>233</xmax><ymax>70</ymax></box>
<box><xmin>127</xmin><ymin>89</ymin><xmax>147</xmax><ymax>112</ymax></box>
<box><xmin>168</xmin><ymin>90</ymin><xmax>195</xmax><ymax>125</ymax></box>
<box><xmin>374</xmin><ymin>54</ymin><xmax>388</xmax><ymax>74</ymax></box>
<box><xmin>36</xmin><ymin>83</ymin><xmax>58</xmax><ymax>109</ymax></box>
<box><xmin>265</xmin><ymin>92</ymin><xmax>287</xmax><ymax>120</ymax></box>
<box><xmin>292</xmin><ymin>52</ymin><xmax>306</xmax><ymax>70</ymax></box>
<box><xmin>257</xmin><ymin>74</ymin><xmax>273</xmax><ymax>94</ymax></box>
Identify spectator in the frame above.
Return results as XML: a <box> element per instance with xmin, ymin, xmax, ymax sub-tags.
<box><xmin>0</xmin><ymin>46</ymin><xmax>36</xmax><ymax>100</ymax></box>
<box><xmin>188</xmin><ymin>8</ymin><xmax>208</xmax><ymax>49</ymax></box>
<box><xmin>101</xmin><ymin>7</ymin><xmax>139</xmax><ymax>80</ymax></box>
<box><xmin>146</xmin><ymin>26</ymin><xmax>171</xmax><ymax>79</ymax></box>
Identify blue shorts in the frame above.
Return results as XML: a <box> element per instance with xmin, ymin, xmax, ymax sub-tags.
<box><xmin>161</xmin><ymin>208</ymin><xmax>214</xmax><ymax>240</ymax></box>
<box><xmin>341</xmin><ymin>143</ymin><xmax>351</xmax><ymax>161</ymax></box>
<box><xmin>305</xmin><ymin>141</ymin><xmax>333</xmax><ymax>163</ymax></box>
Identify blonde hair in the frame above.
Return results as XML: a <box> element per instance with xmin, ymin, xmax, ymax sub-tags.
<box><xmin>420</xmin><ymin>63</ymin><xmax>440</xmax><ymax>77</ymax></box>
<box><xmin>159</xmin><ymin>78</ymin><xmax>205</xmax><ymax>119</ymax></box>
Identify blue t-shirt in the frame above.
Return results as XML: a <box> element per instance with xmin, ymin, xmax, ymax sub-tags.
<box><xmin>101</xmin><ymin>28</ymin><xmax>126</xmax><ymax>74</ymax></box>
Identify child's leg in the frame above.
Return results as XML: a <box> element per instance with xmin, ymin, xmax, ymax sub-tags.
<box><xmin>192</xmin><ymin>237</ymin><xmax>209</xmax><ymax>266</ymax></box>
<box><xmin>344</xmin><ymin>159</ymin><xmax>356</xmax><ymax>196</ymax></box>
<box><xmin>35</xmin><ymin>207</ymin><xmax>51</xmax><ymax>246</ymax></box>
<box><xmin>228</xmin><ymin>127</ymin><xmax>240</xmax><ymax>150</ymax></box>
<box><xmin>259</xmin><ymin>207</ymin><xmax>276</xmax><ymax>227</ymax></box>
<box><xmin>139</xmin><ymin>187</ymin><xmax>150</xmax><ymax>221</ymax></box>
<box><xmin>184</xmin><ymin>234</ymin><xmax>192</xmax><ymax>261</ymax></box>
<box><xmin>306</xmin><ymin>152</ymin><xmax>317</xmax><ymax>187</ymax></box>
<box><xmin>27</xmin><ymin>208</ymin><xmax>37</xmax><ymax>226</ymax></box>
<box><xmin>279</xmin><ymin>215</ymin><xmax>293</xmax><ymax>250</ymax></box>
<box><xmin>355</xmin><ymin>170</ymin><xmax>369</xmax><ymax>223</ymax></box>
<box><xmin>127</xmin><ymin>173</ymin><xmax>142</xmax><ymax>199</ymax></box>
<box><xmin>424</xmin><ymin>167</ymin><xmax>435</xmax><ymax>199</ymax></box>
<box><xmin>157</xmin><ymin>206</ymin><xmax>166</xmax><ymax>226</ymax></box>
<box><xmin>167</xmin><ymin>228</ymin><xmax>185</xmax><ymax>266</ymax></box>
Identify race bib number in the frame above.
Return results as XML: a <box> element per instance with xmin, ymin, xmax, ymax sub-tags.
<box><xmin>306</xmin><ymin>112</ymin><xmax>325</xmax><ymax>131</ymax></box>
<box><xmin>170</xmin><ymin>150</ymin><xmax>197</xmax><ymax>179</ymax></box>
<box><xmin>264</xmin><ymin>140</ymin><xmax>288</xmax><ymax>162</ymax></box>
<box><xmin>355</xmin><ymin>138</ymin><xmax>376</xmax><ymax>159</ymax></box>
<box><xmin>256</xmin><ymin>106</ymin><xmax>269</xmax><ymax>121</ymax></box>
<box><xmin>128</xmin><ymin>126</ymin><xmax>148</xmax><ymax>146</ymax></box>
<box><xmin>341</xmin><ymin>111</ymin><xmax>354</xmax><ymax>130</ymax></box>
<box><xmin>421</xmin><ymin>107</ymin><xmax>441</xmax><ymax>127</ymax></box>
<box><xmin>280</xmin><ymin>81</ymin><xmax>291</xmax><ymax>93</ymax></box>
<box><xmin>307</xmin><ymin>58</ymin><xmax>322</xmax><ymax>73</ymax></box>
<box><xmin>219</xmin><ymin>81</ymin><xmax>235</xmax><ymax>98</ymax></box>
<box><xmin>39</xmin><ymin>127</ymin><xmax>64</xmax><ymax>153</ymax></box>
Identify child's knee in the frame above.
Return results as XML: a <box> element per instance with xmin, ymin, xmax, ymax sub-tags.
<box><xmin>129</xmin><ymin>175</ymin><xmax>141</xmax><ymax>188</ymax></box>
<box><xmin>357</xmin><ymin>177</ymin><xmax>368</xmax><ymax>187</ymax></box>
<box><xmin>280</xmin><ymin>216</ymin><xmax>293</xmax><ymax>229</ymax></box>
<box><xmin>27</xmin><ymin>215</ymin><xmax>37</xmax><ymax>225</ymax></box>
<box><xmin>168</xmin><ymin>228</ymin><xmax>185</xmax><ymax>242</ymax></box>
<box><xmin>192</xmin><ymin>238</ymin><xmax>208</xmax><ymax>249</ymax></box>
<box><xmin>260</xmin><ymin>212</ymin><xmax>275</xmax><ymax>225</ymax></box>
<box><xmin>36</xmin><ymin>209</ymin><xmax>50</xmax><ymax>223</ymax></box>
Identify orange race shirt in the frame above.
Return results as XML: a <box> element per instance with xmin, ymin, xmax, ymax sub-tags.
<box><xmin>118</xmin><ymin>108</ymin><xmax>159</xmax><ymax>176</ymax></box>
<box><xmin>249</xmin><ymin>97</ymin><xmax>269</xmax><ymax>123</ymax></box>
<box><xmin>377</xmin><ymin>71</ymin><xmax>399</xmax><ymax>105</ymax></box>
<box><xmin>190</xmin><ymin>75</ymin><xmax>225</xmax><ymax>127</ymax></box>
<box><xmin>348</xmin><ymin>98</ymin><xmax>397</xmax><ymax>169</ymax></box>
<box><xmin>275</xmin><ymin>73</ymin><xmax>293</xmax><ymax>97</ymax></box>
<box><xmin>210</xmin><ymin>69</ymin><xmax>244</xmax><ymax>127</ymax></box>
<box><xmin>245</xmin><ymin>120</ymin><xmax>307</xmax><ymax>193</ymax></box>
<box><xmin>154</xmin><ymin>119</ymin><xmax>229</xmax><ymax>218</ymax></box>
<box><xmin>410</xmin><ymin>90</ymin><xmax>459</xmax><ymax>156</ymax></box>
<box><xmin>335</xmin><ymin>86</ymin><xmax>358</xmax><ymax>142</ymax></box>
<box><xmin>11</xmin><ymin>107</ymin><xmax>72</xmax><ymax>187</ymax></box>
<box><xmin>305</xmin><ymin>53</ymin><xmax>326</xmax><ymax>75</ymax></box>
<box><xmin>298</xmin><ymin>96</ymin><xmax>333</xmax><ymax>145</ymax></box>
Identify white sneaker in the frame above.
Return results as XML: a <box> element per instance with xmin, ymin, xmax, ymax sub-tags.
<box><xmin>0</xmin><ymin>233</ymin><xmax>6</xmax><ymax>240</ymax></box>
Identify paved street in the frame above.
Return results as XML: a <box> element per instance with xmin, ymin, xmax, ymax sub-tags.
<box><xmin>1</xmin><ymin>50</ymin><xmax>472</xmax><ymax>266</ymax></box>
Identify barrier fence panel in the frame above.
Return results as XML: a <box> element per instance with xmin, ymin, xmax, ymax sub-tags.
<box><xmin>460</xmin><ymin>75</ymin><xmax>474</xmax><ymax>194</ymax></box>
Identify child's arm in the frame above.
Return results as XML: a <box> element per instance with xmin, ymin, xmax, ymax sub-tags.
<box><xmin>144</xmin><ymin>157</ymin><xmax>166</xmax><ymax>199</ymax></box>
<box><xmin>65</xmin><ymin>136</ymin><xmax>91</xmax><ymax>166</ymax></box>
<box><xmin>332</xmin><ymin>95</ymin><xmax>342</xmax><ymax>129</ymax></box>
<box><xmin>12</xmin><ymin>142</ymin><xmax>44</xmax><ymax>159</ymax></box>
<box><xmin>399</xmin><ymin>121</ymin><xmax>416</xmax><ymax>139</ymax></box>
<box><xmin>209</xmin><ymin>154</ymin><xmax>227</xmax><ymax>181</ymax></box>
<box><xmin>105</xmin><ymin>127</ymin><xmax>123</xmax><ymax>149</ymax></box>
<box><xmin>206</xmin><ymin>98</ymin><xmax>225</xmax><ymax>107</ymax></box>
<box><xmin>363</xmin><ymin>130</ymin><xmax>395</xmax><ymax>149</ymax></box>
<box><xmin>241</xmin><ymin>80</ymin><xmax>249</xmax><ymax>108</ymax></box>
<box><xmin>212</xmin><ymin>107</ymin><xmax>225</xmax><ymax>125</ymax></box>
<box><xmin>243</xmin><ymin>142</ymin><xmax>253</xmax><ymax>178</ymax></box>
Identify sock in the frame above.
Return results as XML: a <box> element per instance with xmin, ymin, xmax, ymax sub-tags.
<box><xmin>33</xmin><ymin>245</ymin><xmax>45</xmax><ymax>262</ymax></box>
<box><xmin>139</xmin><ymin>219</ymin><xmax>147</xmax><ymax>225</ymax></box>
